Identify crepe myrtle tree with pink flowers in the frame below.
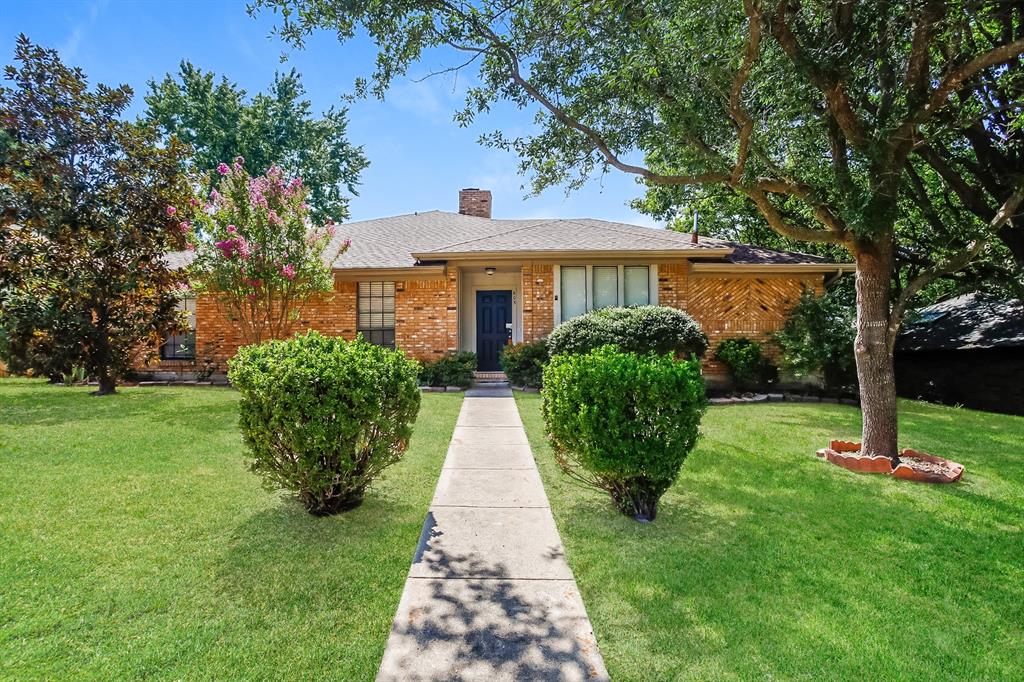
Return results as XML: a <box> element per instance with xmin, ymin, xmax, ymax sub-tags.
<box><xmin>181</xmin><ymin>159</ymin><xmax>350</xmax><ymax>345</ymax></box>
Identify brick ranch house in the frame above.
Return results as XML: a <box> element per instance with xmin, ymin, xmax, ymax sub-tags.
<box><xmin>146</xmin><ymin>189</ymin><xmax>853</xmax><ymax>385</ymax></box>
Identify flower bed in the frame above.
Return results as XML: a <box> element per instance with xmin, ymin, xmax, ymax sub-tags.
<box><xmin>815</xmin><ymin>440</ymin><xmax>964</xmax><ymax>483</ymax></box>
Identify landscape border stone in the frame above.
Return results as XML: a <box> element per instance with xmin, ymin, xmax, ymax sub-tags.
<box><xmin>815</xmin><ymin>440</ymin><xmax>964</xmax><ymax>483</ymax></box>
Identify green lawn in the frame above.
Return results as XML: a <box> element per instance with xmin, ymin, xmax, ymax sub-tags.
<box><xmin>0</xmin><ymin>378</ymin><xmax>462</xmax><ymax>680</ymax></box>
<box><xmin>515</xmin><ymin>393</ymin><xmax>1024</xmax><ymax>681</ymax></box>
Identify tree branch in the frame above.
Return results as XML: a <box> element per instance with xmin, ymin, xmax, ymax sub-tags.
<box><xmin>914</xmin><ymin>144</ymin><xmax>996</xmax><ymax>221</ymax></box>
<box><xmin>890</xmin><ymin>182</ymin><xmax>1024</xmax><ymax>326</ymax></box>
<box><xmin>766</xmin><ymin>0</ymin><xmax>870</xmax><ymax>149</ymax></box>
<box><xmin>893</xmin><ymin>35</ymin><xmax>1024</xmax><ymax>156</ymax></box>
<box><xmin>742</xmin><ymin>187</ymin><xmax>849</xmax><ymax>244</ymax></box>
<box><xmin>440</xmin><ymin>10</ymin><xmax>734</xmax><ymax>188</ymax></box>
<box><xmin>730</xmin><ymin>0</ymin><xmax>763</xmax><ymax>183</ymax></box>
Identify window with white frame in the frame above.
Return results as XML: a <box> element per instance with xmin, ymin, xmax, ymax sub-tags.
<box><xmin>160</xmin><ymin>296</ymin><xmax>196</xmax><ymax>360</ymax></box>
<box><xmin>358</xmin><ymin>281</ymin><xmax>396</xmax><ymax>348</ymax></box>
<box><xmin>557</xmin><ymin>265</ymin><xmax>655</xmax><ymax>322</ymax></box>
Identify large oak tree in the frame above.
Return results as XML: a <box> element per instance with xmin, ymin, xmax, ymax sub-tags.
<box><xmin>256</xmin><ymin>0</ymin><xmax>1024</xmax><ymax>460</ymax></box>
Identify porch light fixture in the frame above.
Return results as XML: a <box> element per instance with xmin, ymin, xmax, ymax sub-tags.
<box><xmin>485</xmin><ymin>267</ymin><xmax>497</xmax><ymax>276</ymax></box>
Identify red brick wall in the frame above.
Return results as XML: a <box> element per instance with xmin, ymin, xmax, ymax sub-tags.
<box><xmin>141</xmin><ymin>273</ymin><xmax>462</xmax><ymax>372</ymax></box>
<box><xmin>657</xmin><ymin>262</ymin><xmax>689</xmax><ymax>309</ymax></box>
<box><xmin>134</xmin><ymin>262</ymin><xmax>824</xmax><ymax>380</ymax></box>
<box><xmin>521</xmin><ymin>263</ymin><xmax>554</xmax><ymax>341</ymax></box>
<box><xmin>686</xmin><ymin>273</ymin><xmax>823</xmax><ymax>377</ymax></box>
<box><xmin>184</xmin><ymin>279</ymin><xmax>358</xmax><ymax>370</ymax></box>
<box><xmin>394</xmin><ymin>270</ymin><xmax>459</xmax><ymax>360</ymax></box>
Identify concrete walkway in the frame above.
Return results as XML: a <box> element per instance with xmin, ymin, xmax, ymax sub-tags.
<box><xmin>377</xmin><ymin>385</ymin><xmax>609</xmax><ymax>682</ymax></box>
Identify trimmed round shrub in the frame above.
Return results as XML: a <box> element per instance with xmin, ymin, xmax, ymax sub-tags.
<box><xmin>500</xmin><ymin>339</ymin><xmax>549</xmax><ymax>388</ymax></box>
<box><xmin>228</xmin><ymin>331</ymin><xmax>421</xmax><ymax>516</ymax></box>
<box><xmin>542</xmin><ymin>346</ymin><xmax>707</xmax><ymax>521</ymax></box>
<box><xmin>715</xmin><ymin>337</ymin><xmax>778</xmax><ymax>392</ymax></box>
<box><xmin>547</xmin><ymin>305</ymin><xmax>708</xmax><ymax>358</ymax></box>
<box><xmin>418</xmin><ymin>351</ymin><xmax>477</xmax><ymax>387</ymax></box>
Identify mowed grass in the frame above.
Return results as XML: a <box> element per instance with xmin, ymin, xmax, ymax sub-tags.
<box><xmin>0</xmin><ymin>378</ymin><xmax>462</xmax><ymax>680</ymax></box>
<box><xmin>515</xmin><ymin>393</ymin><xmax>1024</xmax><ymax>681</ymax></box>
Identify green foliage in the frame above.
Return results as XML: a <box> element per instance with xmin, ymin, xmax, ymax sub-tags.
<box><xmin>418</xmin><ymin>351</ymin><xmax>476</xmax><ymax>388</ymax></box>
<box><xmin>227</xmin><ymin>331</ymin><xmax>421</xmax><ymax>515</ymax></box>
<box><xmin>715</xmin><ymin>338</ymin><xmax>778</xmax><ymax>392</ymax></box>
<box><xmin>144</xmin><ymin>63</ymin><xmax>368</xmax><ymax>224</ymax></box>
<box><xmin>774</xmin><ymin>289</ymin><xmax>857</xmax><ymax>393</ymax></box>
<box><xmin>60</xmin><ymin>366</ymin><xmax>87</xmax><ymax>386</ymax></box>
<box><xmin>0</xmin><ymin>287</ymin><xmax>78</xmax><ymax>380</ymax></box>
<box><xmin>256</xmin><ymin>0</ymin><xmax>1024</xmax><ymax>456</ymax></box>
<box><xmin>542</xmin><ymin>346</ymin><xmax>707</xmax><ymax>521</ymax></box>
<box><xmin>0</xmin><ymin>36</ymin><xmax>193</xmax><ymax>394</ymax></box>
<box><xmin>547</xmin><ymin>306</ymin><xmax>707</xmax><ymax>358</ymax></box>
<box><xmin>182</xmin><ymin>162</ymin><xmax>346</xmax><ymax>344</ymax></box>
<box><xmin>500</xmin><ymin>339</ymin><xmax>549</xmax><ymax>388</ymax></box>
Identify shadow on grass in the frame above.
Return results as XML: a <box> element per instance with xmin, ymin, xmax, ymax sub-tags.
<box><xmin>519</xmin><ymin>397</ymin><xmax>1024</xmax><ymax>679</ymax></box>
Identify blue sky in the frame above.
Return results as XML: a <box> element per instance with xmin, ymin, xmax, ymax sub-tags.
<box><xmin>1</xmin><ymin>0</ymin><xmax>662</xmax><ymax>226</ymax></box>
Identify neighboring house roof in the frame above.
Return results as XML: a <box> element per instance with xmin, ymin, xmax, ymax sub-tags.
<box><xmin>165</xmin><ymin>250</ymin><xmax>196</xmax><ymax>270</ymax></box>
<box><xmin>165</xmin><ymin>209</ymin><xmax>849</xmax><ymax>272</ymax></box>
<box><xmin>898</xmin><ymin>293</ymin><xmax>1024</xmax><ymax>352</ymax></box>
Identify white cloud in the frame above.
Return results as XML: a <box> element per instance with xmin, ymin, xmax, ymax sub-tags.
<box><xmin>59</xmin><ymin>0</ymin><xmax>108</xmax><ymax>60</ymax></box>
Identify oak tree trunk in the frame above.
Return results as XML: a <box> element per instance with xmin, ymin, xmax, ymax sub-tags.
<box><xmin>853</xmin><ymin>240</ymin><xmax>899</xmax><ymax>462</ymax></box>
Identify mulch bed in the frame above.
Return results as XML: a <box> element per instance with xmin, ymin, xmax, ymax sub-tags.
<box><xmin>816</xmin><ymin>441</ymin><xmax>964</xmax><ymax>483</ymax></box>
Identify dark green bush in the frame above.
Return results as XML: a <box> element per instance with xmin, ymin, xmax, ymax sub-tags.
<box><xmin>547</xmin><ymin>305</ymin><xmax>707</xmax><ymax>358</ymax></box>
<box><xmin>418</xmin><ymin>351</ymin><xmax>477</xmax><ymax>387</ymax></box>
<box><xmin>773</xmin><ymin>288</ymin><xmax>856</xmax><ymax>392</ymax></box>
<box><xmin>228</xmin><ymin>331</ymin><xmax>421</xmax><ymax>516</ymax></box>
<box><xmin>542</xmin><ymin>346</ymin><xmax>707</xmax><ymax>521</ymax></box>
<box><xmin>500</xmin><ymin>339</ymin><xmax>549</xmax><ymax>388</ymax></box>
<box><xmin>715</xmin><ymin>338</ymin><xmax>778</xmax><ymax>391</ymax></box>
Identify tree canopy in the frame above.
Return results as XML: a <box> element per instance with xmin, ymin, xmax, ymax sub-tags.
<box><xmin>255</xmin><ymin>0</ymin><xmax>1024</xmax><ymax>459</ymax></box>
<box><xmin>0</xmin><ymin>36</ymin><xmax>193</xmax><ymax>393</ymax></box>
<box><xmin>145</xmin><ymin>63</ymin><xmax>368</xmax><ymax>224</ymax></box>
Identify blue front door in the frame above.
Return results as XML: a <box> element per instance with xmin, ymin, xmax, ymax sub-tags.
<box><xmin>476</xmin><ymin>290</ymin><xmax>513</xmax><ymax>371</ymax></box>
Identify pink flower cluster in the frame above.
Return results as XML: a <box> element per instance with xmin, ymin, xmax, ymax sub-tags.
<box><xmin>215</xmin><ymin>225</ymin><xmax>251</xmax><ymax>259</ymax></box>
<box><xmin>280</xmin><ymin>263</ymin><xmax>296</xmax><ymax>280</ymax></box>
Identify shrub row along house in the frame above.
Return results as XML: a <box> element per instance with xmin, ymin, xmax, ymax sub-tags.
<box><xmin>146</xmin><ymin>189</ymin><xmax>853</xmax><ymax>384</ymax></box>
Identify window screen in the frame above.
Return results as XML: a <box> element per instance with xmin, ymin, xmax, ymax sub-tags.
<box><xmin>358</xmin><ymin>281</ymin><xmax>396</xmax><ymax>348</ymax></box>
<box><xmin>560</xmin><ymin>266</ymin><xmax>587</xmax><ymax>321</ymax></box>
<box><xmin>592</xmin><ymin>266</ymin><xmax>618</xmax><ymax>309</ymax></box>
<box><xmin>623</xmin><ymin>266</ymin><xmax>650</xmax><ymax>306</ymax></box>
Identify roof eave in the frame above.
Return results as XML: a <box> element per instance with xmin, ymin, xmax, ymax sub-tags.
<box><xmin>690</xmin><ymin>262</ymin><xmax>856</xmax><ymax>273</ymax></box>
<box><xmin>332</xmin><ymin>264</ymin><xmax>447</xmax><ymax>279</ymax></box>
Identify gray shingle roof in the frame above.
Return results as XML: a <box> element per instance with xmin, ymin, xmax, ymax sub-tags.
<box><xmin>898</xmin><ymin>293</ymin><xmax>1024</xmax><ymax>352</ymax></box>
<box><xmin>327</xmin><ymin>210</ymin><xmax>836</xmax><ymax>269</ymax></box>
<box><xmin>164</xmin><ymin>210</ymin><xmax>846</xmax><ymax>271</ymax></box>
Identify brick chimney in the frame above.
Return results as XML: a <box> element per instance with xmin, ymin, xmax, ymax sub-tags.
<box><xmin>459</xmin><ymin>188</ymin><xmax>492</xmax><ymax>219</ymax></box>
